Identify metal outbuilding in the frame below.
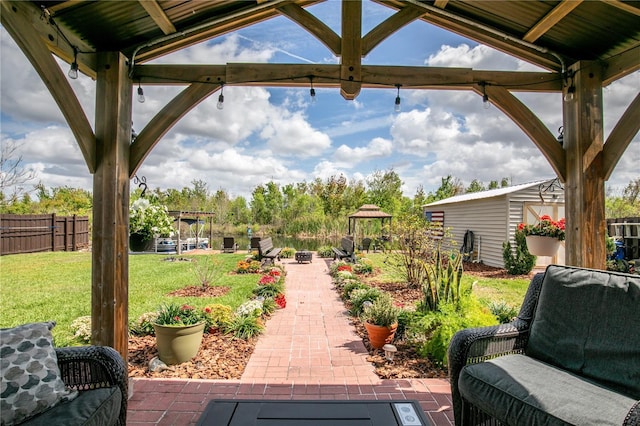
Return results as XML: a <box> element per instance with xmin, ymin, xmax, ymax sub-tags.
<box><xmin>423</xmin><ymin>179</ymin><xmax>565</xmax><ymax>269</ymax></box>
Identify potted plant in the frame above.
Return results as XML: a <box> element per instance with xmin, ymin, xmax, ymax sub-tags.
<box><xmin>517</xmin><ymin>215</ymin><xmax>566</xmax><ymax>256</ymax></box>
<box><xmin>129</xmin><ymin>197</ymin><xmax>175</xmax><ymax>251</ymax></box>
<box><xmin>152</xmin><ymin>303</ymin><xmax>207</xmax><ymax>365</ymax></box>
<box><xmin>361</xmin><ymin>294</ymin><xmax>400</xmax><ymax>349</ymax></box>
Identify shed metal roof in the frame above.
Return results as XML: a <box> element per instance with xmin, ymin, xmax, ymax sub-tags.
<box><xmin>423</xmin><ymin>179</ymin><xmax>554</xmax><ymax>207</ymax></box>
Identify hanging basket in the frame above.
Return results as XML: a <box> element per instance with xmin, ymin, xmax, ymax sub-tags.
<box><xmin>525</xmin><ymin>236</ymin><xmax>561</xmax><ymax>257</ymax></box>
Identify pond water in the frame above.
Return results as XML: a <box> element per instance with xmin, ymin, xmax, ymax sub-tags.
<box><xmin>221</xmin><ymin>235</ymin><xmax>339</xmax><ymax>252</ymax></box>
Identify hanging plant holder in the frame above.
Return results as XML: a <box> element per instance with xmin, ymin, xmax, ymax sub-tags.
<box><xmin>525</xmin><ymin>236</ymin><xmax>561</xmax><ymax>257</ymax></box>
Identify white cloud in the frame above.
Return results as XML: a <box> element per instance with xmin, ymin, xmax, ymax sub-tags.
<box><xmin>333</xmin><ymin>137</ymin><xmax>393</xmax><ymax>165</ymax></box>
<box><xmin>259</xmin><ymin>110</ymin><xmax>331</xmax><ymax>157</ymax></box>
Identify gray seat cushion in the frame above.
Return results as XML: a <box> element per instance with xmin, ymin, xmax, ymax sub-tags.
<box><xmin>21</xmin><ymin>386</ymin><xmax>121</xmax><ymax>426</ymax></box>
<box><xmin>526</xmin><ymin>265</ymin><xmax>640</xmax><ymax>399</ymax></box>
<box><xmin>459</xmin><ymin>354</ymin><xmax>637</xmax><ymax>426</ymax></box>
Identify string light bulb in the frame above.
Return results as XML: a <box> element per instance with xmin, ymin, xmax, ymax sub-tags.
<box><xmin>68</xmin><ymin>47</ymin><xmax>79</xmax><ymax>79</ymax></box>
<box><xmin>394</xmin><ymin>84</ymin><xmax>401</xmax><ymax>113</ymax></box>
<box><xmin>309</xmin><ymin>76</ymin><xmax>316</xmax><ymax>103</ymax></box>
<box><xmin>217</xmin><ymin>84</ymin><xmax>225</xmax><ymax>110</ymax></box>
<box><xmin>564</xmin><ymin>85</ymin><xmax>575</xmax><ymax>102</ymax></box>
<box><xmin>137</xmin><ymin>82</ymin><xmax>145</xmax><ymax>103</ymax></box>
<box><xmin>481</xmin><ymin>82</ymin><xmax>490</xmax><ymax>109</ymax></box>
<box><xmin>563</xmin><ymin>70</ymin><xmax>575</xmax><ymax>102</ymax></box>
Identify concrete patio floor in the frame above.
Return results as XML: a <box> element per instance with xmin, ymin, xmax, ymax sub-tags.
<box><xmin>127</xmin><ymin>254</ymin><xmax>454</xmax><ymax>425</ymax></box>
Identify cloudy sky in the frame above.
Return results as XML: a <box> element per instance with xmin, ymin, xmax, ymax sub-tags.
<box><xmin>1</xmin><ymin>1</ymin><xmax>638</xmax><ymax>200</ymax></box>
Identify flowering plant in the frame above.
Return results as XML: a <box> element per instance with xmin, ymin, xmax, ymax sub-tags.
<box><xmin>274</xmin><ymin>294</ymin><xmax>287</xmax><ymax>309</ymax></box>
<box><xmin>154</xmin><ymin>303</ymin><xmax>206</xmax><ymax>327</ymax></box>
<box><xmin>517</xmin><ymin>215</ymin><xmax>565</xmax><ymax>241</ymax></box>
<box><xmin>129</xmin><ymin>198</ymin><xmax>174</xmax><ymax>241</ymax></box>
<box><xmin>258</xmin><ymin>275</ymin><xmax>276</xmax><ymax>285</ymax></box>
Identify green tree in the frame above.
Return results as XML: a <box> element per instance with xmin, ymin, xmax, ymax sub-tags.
<box><xmin>366</xmin><ymin>169</ymin><xmax>403</xmax><ymax>215</ymax></box>
<box><xmin>466</xmin><ymin>179</ymin><xmax>485</xmax><ymax>193</ymax></box>
<box><xmin>426</xmin><ymin>175</ymin><xmax>464</xmax><ymax>203</ymax></box>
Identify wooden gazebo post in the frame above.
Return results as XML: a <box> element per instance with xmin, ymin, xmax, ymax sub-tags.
<box><xmin>563</xmin><ymin>61</ymin><xmax>606</xmax><ymax>270</ymax></box>
<box><xmin>91</xmin><ymin>51</ymin><xmax>131</xmax><ymax>359</ymax></box>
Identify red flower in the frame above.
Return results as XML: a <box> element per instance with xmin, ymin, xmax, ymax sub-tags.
<box><xmin>259</xmin><ymin>275</ymin><xmax>276</xmax><ymax>285</ymax></box>
<box><xmin>204</xmin><ymin>306</ymin><xmax>212</xmax><ymax>314</ymax></box>
<box><xmin>274</xmin><ymin>294</ymin><xmax>286</xmax><ymax>308</ymax></box>
<box><xmin>337</xmin><ymin>265</ymin><xmax>352</xmax><ymax>272</ymax></box>
<box><xmin>269</xmin><ymin>269</ymin><xmax>281</xmax><ymax>277</ymax></box>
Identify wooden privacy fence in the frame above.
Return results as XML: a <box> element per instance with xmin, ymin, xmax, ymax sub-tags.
<box><xmin>0</xmin><ymin>214</ymin><xmax>89</xmax><ymax>255</ymax></box>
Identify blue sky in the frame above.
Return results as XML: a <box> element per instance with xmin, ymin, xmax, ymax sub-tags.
<box><xmin>1</xmin><ymin>1</ymin><xmax>638</xmax><ymax>200</ymax></box>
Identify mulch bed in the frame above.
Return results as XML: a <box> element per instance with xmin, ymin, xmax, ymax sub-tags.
<box><xmin>127</xmin><ymin>261</ymin><xmax>517</xmax><ymax>380</ymax></box>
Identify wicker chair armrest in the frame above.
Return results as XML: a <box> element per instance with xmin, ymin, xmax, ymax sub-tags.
<box><xmin>447</xmin><ymin>319</ymin><xmax>530</xmax><ymax>426</ymax></box>
<box><xmin>625</xmin><ymin>400</ymin><xmax>640</xmax><ymax>426</ymax></box>
<box><xmin>56</xmin><ymin>346</ymin><xmax>127</xmax><ymax>425</ymax></box>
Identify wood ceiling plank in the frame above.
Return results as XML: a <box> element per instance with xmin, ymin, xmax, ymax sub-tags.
<box><xmin>433</xmin><ymin>0</ymin><xmax>449</xmax><ymax>8</ymax></box>
<box><xmin>277</xmin><ymin>3</ymin><xmax>341</xmax><ymax>55</ymax></box>
<box><xmin>602</xmin><ymin>44</ymin><xmax>640</xmax><ymax>85</ymax></box>
<box><xmin>602</xmin><ymin>0</ymin><xmax>640</xmax><ymax>16</ymax></box>
<box><xmin>47</xmin><ymin>0</ymin><xmax>87</xmax><ymax>14</ymax></box>
<box><xmin>135</xmin><ymin>1</ymin><xmax>322</xmax><ymax>63</ymax></box>
<box><xmin>362</xmin><ymin>5</ymin><xmax>425</xmax><ymax>56</ymax></box>
<box><xmin>139</xmin><ymin>0</ymin><xmax>176</xmax><ymax>35</ymax></box>
<box><xmin>9</xmin><ymin>1</ymin><xmax>96</xmax><ymax>77</ymax></box>
<box><xmin>523</xmin><ymin>0</ymin><xmax>583</xmax><ymax>43</ymax></box>
<box><xmin>1</xmin><ymin>1</ymin><xmax>96</xmax><ymax>173</ymax></box>
<box><xmin>340</xmin><ymin>0</ymin><xmax>362</xmax><ymax>100</ymax></box>
<box><xmin>375</xmin><ymin>0</ymin><xmax>565</xmax><ymax>71</ymax></box>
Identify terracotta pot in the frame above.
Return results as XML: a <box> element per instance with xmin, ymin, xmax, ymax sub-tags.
<box><xmin>364</xmin><ymin>322</ymin><xmax>398</xmax><ymax>349</ymax></box>
<box><xmin>153</xmin><ymin>322</ymin><xmax>205</xmax><ymax>365</ymax></box>
<box><xmin>525</xmin><ymin>235</ymin><xmax>561</xmax><ymax>256</ymax></box>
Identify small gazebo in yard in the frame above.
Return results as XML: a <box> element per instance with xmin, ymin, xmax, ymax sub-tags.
<box><xmin>348</xmin><ymin>204</ymin><xmax>393</xmax><ymax>242</ymax></box>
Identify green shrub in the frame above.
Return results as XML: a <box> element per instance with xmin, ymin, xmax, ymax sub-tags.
<box><xmin>253</xmin><ymin>281</ymin><xmax>285</xmax><ymax>298</ymax></box>
<box><xmin>487</xmin><ymin>300</ymin><xmax>519</xmax><ymax>324</ymax></box>
<box><xmin>349</xmin><ymin>287</ymin><xmax>382</xmax><ymax>316</ymax></box>
<box><xmin>502</xmin><ymin>231</ymin><xmax>536</xmax><ymax>275</ymax></box>
<box><xmin>224</xmin><ymin>315</ymin><xmax>264</xmax><ymax>339</ymax></box>
<box><xmin>262</xmin><ymin>297</ymin><xmax>277</xmax><ymax>315</ymax></box>
<box><xmin>280</xmin><ymin>247</ymin><xmax>295</xmax><ymax>258</ymax></box>
<box><xmin>411</xmin><ymin>296</ymin><xmax>497</xmax><ymax>366</ymax></box>
<box><xmin>361</xmin><ymin>294</ymin><xmax>399</xmax><ymax>327</ymax></box>
<box><xmin>353</xmin><ymin>258</ymin><xmax>373</xmax><ymax>275</ymax></box>
<box><xmin>317</xmin><ymin>245</ymin><xmax>334</xmax><ymax>258</ymax></box>
<box><xmin>395</xmin><ymin>310</ymin><xmax>421</xmax><ymax>342</ymax></box>
<box><xmin>341</xmin><ymin>280</ymin><xmax>368</xmax><ymax>300</ymax></box>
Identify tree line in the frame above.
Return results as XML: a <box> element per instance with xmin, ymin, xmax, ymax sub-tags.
<box><xmin>2</xmin><ymin>171</ymin><xmax>638</xmax><ymax>236</ymax></box>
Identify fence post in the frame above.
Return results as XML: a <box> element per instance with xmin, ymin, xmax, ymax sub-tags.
<box><xmin>51</xmin><ymin>213</ymin><xmax>56</xmax><ymax>252</ymax></box>
<box><xmin>72</xmin><ymin>215</ymin><xmax>77</xmax><ymax>251</ymax></box>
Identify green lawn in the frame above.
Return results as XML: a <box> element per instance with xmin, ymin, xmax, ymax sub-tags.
<box><xmin>361</xmin><ymin>253</ymin><xmax>530</xmax><ymax>308</ymax></box>
<box><xmin>1</xmin><ymin>252</ymin><xmax>258</xmax><ymax>346</ymax></box>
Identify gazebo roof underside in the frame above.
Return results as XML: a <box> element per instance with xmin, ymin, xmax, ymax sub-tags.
<box><xmin>24</xmin><ymin>0</ymin><xmax>640</xmax><ymax>80</ymax></box>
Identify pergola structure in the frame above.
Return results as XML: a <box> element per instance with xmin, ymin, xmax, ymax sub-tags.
<box><xmin>2</xmin><ymin>0</ymin><xmax>638</xmax><ymax>359</ymax></box>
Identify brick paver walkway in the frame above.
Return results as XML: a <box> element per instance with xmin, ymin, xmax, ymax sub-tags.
<box><xmin>127</xmin><ymin>255</ymin><xmax>454</xmax><ymax>425</ymax></box>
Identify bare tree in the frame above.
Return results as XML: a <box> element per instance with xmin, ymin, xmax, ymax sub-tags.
<box><xmin>1</xmin><ymin>140</ymin><xmax>36</xmax><ymax>201</ymax></box>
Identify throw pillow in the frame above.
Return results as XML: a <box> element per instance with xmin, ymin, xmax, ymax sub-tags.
<box><xmin>1</xmin><ymin>322</ymin><xmax>78</xmax><ymax>425</ymax></box>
